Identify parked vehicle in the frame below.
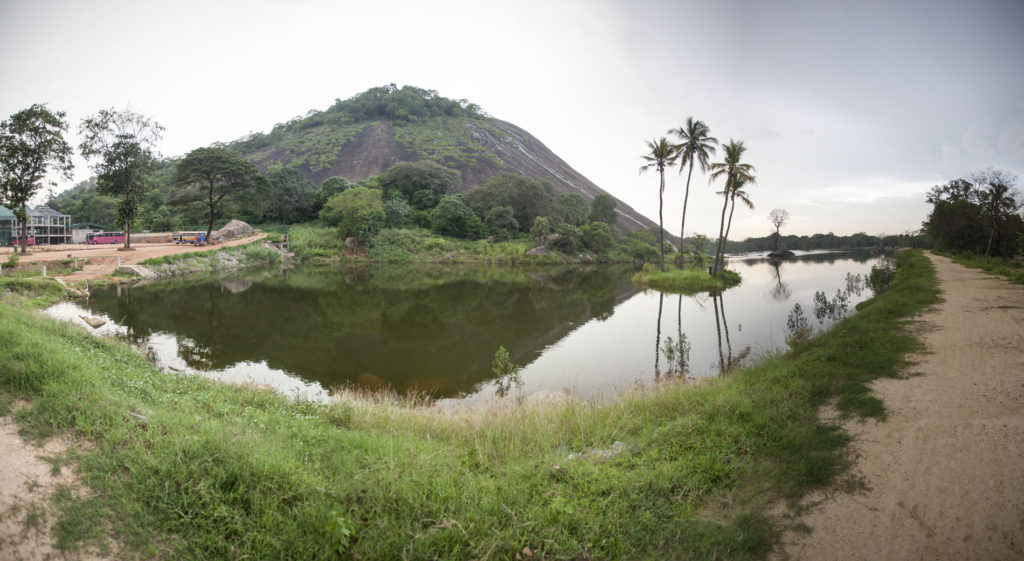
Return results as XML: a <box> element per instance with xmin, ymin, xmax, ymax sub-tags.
<box><xmin>173</xmin><ymin>231</ymin><xmax>206</xmax><ymax>245</ymax></box>
<box><xmin>8</xmin><ymin>236</ymin><xmax>35</xmax><ymax>246</ymax></box>
<box><xmin>86</xmin><ymin>231</ymin><xmax>125</xmax><ymax>245</ymax></box>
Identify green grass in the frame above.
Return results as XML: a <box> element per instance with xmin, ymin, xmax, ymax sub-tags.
<box><xmin>0</xmin><ymin>251</ymin><xmax>940</xmax><ymax>560</ymax></box>
<box><xmin>291</xmin><ymin>225</ymin><xmax>614</xmax><ymax>265</ymax></box>
<box><xmin>937</xmin><ymin>250</ymin><xmax>1024</xmax><ymax>284</ymax></box>
<box><xmin>633</xmin><ymin>266</ymin><xmax>742</xmax><ymax>294</ymax></box>
<box><xmin>140</xmin><ymin>241</ymin><xmax>281</xmax><ymax>269</ymax></box>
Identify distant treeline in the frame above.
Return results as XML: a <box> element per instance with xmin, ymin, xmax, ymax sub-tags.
<box><xmin>725</xmin><ymin>231</ymin><xmax>926</xmax><ymax>254</ymax></box>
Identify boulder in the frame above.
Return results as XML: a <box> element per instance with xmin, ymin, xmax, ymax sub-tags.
<box><xmin>525</xmin><ymin>246</ymin><xmax>550</xmax><ymax>256</ymax></box>
<box><xmin>212</xmin><ymin>220</ymin><xmax>254</xmax><ymax>243</ymax></box>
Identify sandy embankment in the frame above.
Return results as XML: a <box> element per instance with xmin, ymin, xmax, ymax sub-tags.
<box><xmin>4</xmin><ymin>232</ymin><xmax>266</xmax><ymax>283</ymax></box>
<box><xmin>780</xmin><ymin>253</ymin><xmax>1024</xmax><ymax>561</ymax></box>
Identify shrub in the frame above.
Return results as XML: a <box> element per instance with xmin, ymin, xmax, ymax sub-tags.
<box><xmin>867</xmin><ymin>261</ymin><xmax>896</xmax><ymax>294</ymax></box>
<box><xmin>580</xmin><ymin>222</ymin><xmax>615</xmax><ymax>254</ymax></box>
<box><xmin>430</xmin><ymin>195</ymin><xmax>486</xmax><ymax>238</ymax></box>
<box><xmin>320</xmin><ymin>187</ymin><xmax>385</xmax><ymax>241</ymax></box>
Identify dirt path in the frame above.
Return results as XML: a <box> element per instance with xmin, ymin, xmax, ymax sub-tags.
<box><xmin>780</xmin><ymin>253</ymin><xmax>1024</xmax><ymax>560</ymax></box>
<box><xmin>4</xmin><ymin>232</ymin><xmax>266</xmax><ymax>284</ymax></box>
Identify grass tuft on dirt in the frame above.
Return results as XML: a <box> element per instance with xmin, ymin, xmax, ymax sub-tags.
<box><xmin>0</xmin><ymin>251</ymin><xmax>939</xmax><ymax>560</ymax></box>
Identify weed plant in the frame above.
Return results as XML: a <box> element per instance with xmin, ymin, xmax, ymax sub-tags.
<box><xmin>0</xmin><ymin>251</ymin><xmax>939</xmax><ymax>560</ymax></box>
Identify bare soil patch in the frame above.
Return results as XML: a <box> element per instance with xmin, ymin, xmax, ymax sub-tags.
<box><xmin>4</xmin><ymin>232</ymin><xmax>265</xmax><ymax>284</ymax></box>
<box><xmin>0</xmin><ymin>412</ymin><xmax>108</xmax><ymax>561</ymax></box>
<box><xmin>779</xmin><ymin>253</ymin><xmax>1024</xmax><ymax>560</ymax></box>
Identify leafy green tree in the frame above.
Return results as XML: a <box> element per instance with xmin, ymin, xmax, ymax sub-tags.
<box><xmin>380</xmin><ymin>160</ymin><xmax>461</xmax><ymax>202</ymax></box>
<box><xmin>315</xmin><ymin>176</ymin><xmax>356</xmax><ymax>212</ymax></box>
<box><xmin>552</xmin><ymin>223</ymin><xmax>582</xmax><ymax>254</ymax></box>
<box><xmin>670</xmin><ymin>117</ymin><xmax>717</xmax><ymax>257</ymax></box>
<box><xmin>430</xmin><ymin>194</ymin><xmax>485</xmax><ymax>238</ymax></box>
<box><xmin>639</xmin><ymin>137</ymin><xmax>679</xmax><ymax>271</ymax></box>
<box><xmin>383</xmin><ymin>196</ymin><xmax>413</xmax><ymax>228</ymax></box>
<box><xmin>483</xmin><ymin>205</ymin><xmax>519</xmax><ymax>233</ymax></box>
<box><xmin>266</xmin><ymin>167</ymin><xmax>316</xmax><ymax>223</ymax></box>
<box><xmin>588</xmin><ymin>194</ymin><xmax>617</xmax><ymax>225</ymax></box>
<box><xmin>973</xmin><ymin>169</ymin><xmax>1022</xmax><ymax>256</ymax></box>
<box><xmin>556</xmin><ymin>192</ymin><xmax>589</xmax><ymax>227</ymax></box>
<box><xmin>923</xmin><ymin>172</ymin><xmax>1023</xmax><ymax>256</ymax></box>
<box><xmin>0</xmin><ymin>104</ymin><xmax>73</xmax><ymax>253</ymax></box>
<box><xmin>464</xmin><ymin>173</ymin><xmax>555</xmax><ymax>233</ymax></box>
<box><xmin>320</xmin><ymin>187</ymin><xmax>385</xmax><ymax>240</ymax></box>
<box><xmin>410</xmin><ymin>189</ymin><xmax>439</xmax><ymax>210</ymax></box>
<box><xmin>530</xmin><ymin>215</ymin><xmax>551</xmax><ymax>244</ymax></box>
<box><xmin>709</xmin><ymin>139</ymin><xmax>756</xmax><ymax>275</ymax></box>
<box><xmin>580</xmin><ymin>221</ymin><xmax>615</xmax><ymax>254</ymax></box>
<box><xmin>173</xmin><ymin>147</ymin><xmax>261</xmax><ymax>241</ymax></box>
<box><xmin>79</xmin><ymin>108</ymin><xmax>164</xmax><ymax>249</ymax></box>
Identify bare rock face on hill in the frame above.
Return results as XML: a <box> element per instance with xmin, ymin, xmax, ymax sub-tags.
<box><xmin>233</xmin><ymin>85</ymin><xmax>660</xmax><ymax>234</ymax></box>
<box><xmin>213</xmin><ymin>220</ymin><xmax>254</xmax><ymax>242</ymax></box>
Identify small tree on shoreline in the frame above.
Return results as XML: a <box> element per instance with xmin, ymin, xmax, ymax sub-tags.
<box><xmin>79</xmin><ymin>108</ymin><xmax>163</xmax><ymax>250</ymax></box>
<box><xmin>0</xmin><ymin>104</ymin><xmax>74</xmax><ymax>254</ymax></box>
<box><xmin>768</xmin><ymin>208</ymin><xmax>789</xmax><ymax>253</ymax></box>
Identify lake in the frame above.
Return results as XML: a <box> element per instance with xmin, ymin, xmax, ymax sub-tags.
<box><xmin>46</xmin><ymin>252</ymin><xmax>884</xmax><ymax>402</ymax></box>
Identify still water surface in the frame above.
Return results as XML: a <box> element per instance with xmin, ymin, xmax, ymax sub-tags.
<box><xmin>46</xmin><ymin>252</ymin><xmax>882</xmax><ymax>402</ymax></box>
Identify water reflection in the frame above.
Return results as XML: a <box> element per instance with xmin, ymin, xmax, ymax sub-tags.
<box><xmin>78</xmin><ymin>265</ymin><xmax>638</xmax><ymax>398</ymax></box>
<box><xmin>47</xmin><ymin>251</ymin><xmax>883</xmax><ymax>402</ymax></box>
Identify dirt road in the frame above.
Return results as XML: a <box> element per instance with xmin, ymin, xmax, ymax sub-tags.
<box><xmin>780</xmin><ymin>253</ymin><xmax>1024</xmax><ymax>560</ymax></box>
<box><xmin>4</xmin><ymin>232</ymin><xmax>266</xmax><ymax>283</ymax></box>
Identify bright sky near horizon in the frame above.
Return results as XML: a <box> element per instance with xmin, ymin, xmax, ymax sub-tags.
<box><xmin>2</xmin><ymin>0</ymin><xmax>1022</xmax><ymax>239</ymax></box>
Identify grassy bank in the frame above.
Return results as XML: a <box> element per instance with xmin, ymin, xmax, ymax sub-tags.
<box><xmin>139</xmin><ymin>241</ymin><xmax>282</xmax><ymax>275</ymax></box>
<box><xmin>936</xmin><ymin>250</ymin><xmax>1024</xmax><ymax>284</ymax></box>
<box><xmin>289</xmin><ymin>225</ymin><xmax>637</xmax><ymax>265</ymax></box>
<box><xmin>632</xmin><ymin>266</ymin><xmax>742</xmax><ymax>294</ymax></box>
<box><xmin>0</xmin><ymin>251</ymin><xmax>939</xmax><ymax>560</ymax></box>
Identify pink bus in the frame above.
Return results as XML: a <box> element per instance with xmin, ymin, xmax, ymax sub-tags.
<box><xmin>86</xmin><ymin>231</ymin><xmax>125</xmax><ymax>245</ymax></box>
<box><xmin>8</xmin><ymin>236</ymin><xmax>34</xmax><ymax>246</ymax></box>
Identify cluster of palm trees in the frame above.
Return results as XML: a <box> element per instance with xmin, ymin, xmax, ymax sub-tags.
<box><xmin>640</xmin><ymin>117</ymin><xmax>756</xmax><ymax>275</ymax></box>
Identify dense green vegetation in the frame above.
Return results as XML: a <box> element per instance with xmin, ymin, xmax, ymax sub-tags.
<box><xmin>0</xmin><ymin>250</ymin><xmax>939</xmax><ymax>560</ymax></box>
<box><xmin>922</xmin><ymin>169</ymin><xmax>1023</xmax><ymax>257</ymax></box>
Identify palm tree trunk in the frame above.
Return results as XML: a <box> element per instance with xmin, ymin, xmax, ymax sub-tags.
<box><xmin>679</xmin><ymin>160</ymin><xmax>694</xmax><ymax>264</ymax></box>
<box><xmin>713</xmin><ymin>188</ymin><xmax>730</xmax><ymax>275</ymax></box>
<box><xmin>722</xmin><ymin>195</ymin><xmax>737</xmax><ymax>264</ymax></box>
<box><xmin>658</xmin><ymin>169</ymin><xmax>665</xmax><ymax>272</ymax></box>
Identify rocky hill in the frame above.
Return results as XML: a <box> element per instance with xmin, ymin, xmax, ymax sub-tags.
<box><xmin>225</xmin><ymin>85</ymin><xmax>657</xmax><ymax>232</ymax></box>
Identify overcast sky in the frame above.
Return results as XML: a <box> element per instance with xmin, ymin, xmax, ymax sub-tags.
<box><xmin>2</xmin><ymin>0</ymin><xmax>1021</xmax><ymax>239</ymax></box>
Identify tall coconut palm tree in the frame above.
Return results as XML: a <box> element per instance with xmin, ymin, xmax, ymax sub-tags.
<box><xmin>669</xmin><ymin>118</ymin><xmax>717</xmax><ymax>261</ymax></box>
<box><xmin>708</xmin><ymin>140</ymin><xmax>755</xmax><ymax>275</ymax></box>
<box><xmin>640</xmin><ymin>137</ymin><xmax>679</xmax><ymax>271</ymax></box>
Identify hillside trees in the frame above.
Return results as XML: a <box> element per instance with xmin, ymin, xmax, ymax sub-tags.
<box><xmin>173</xmin><ymin>147</ymin><xmax>261</xmax><ymax>241</ymax></box>
<box><xmin>379</xmin><ymin>160</ymin><xmax>461</xmax><ymax>205</ymax></box>
<box><xmin>0</xmin><ymin>103</ymin><xmax>74</xmax><ymax>253</ymax></box>
<box><xmin>464</xmin><ymin>173</ymin><xmax>555</xmax><ymax>234</ymax></box>
<box><xmin>430</xmin><ymin>194</ymin><xmax>485</xmax><ymax>238</ymax></box>
<box><xmin>319</xmin><ymin>186</ymin><xmax>385</xmax><ymax>240</ymax></box>
<box><xmin>264</xmin><ymin>167</ymin><xmax>316</xmax><ymax>223</ymax></box>
<box><xmin>79</xmin><ymin>108</ymin><xmax>164</xmax><ymax>249</ymax></box>
<box><xmin>589</xmin><ymin>194</ymin><xmax>617</xmax><ymax>225</ymax></box>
